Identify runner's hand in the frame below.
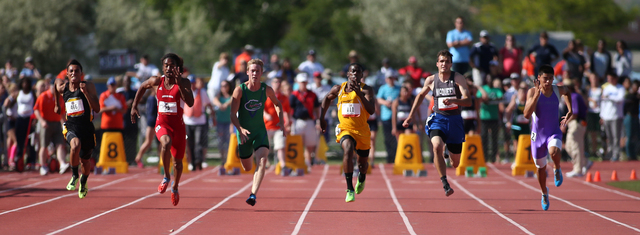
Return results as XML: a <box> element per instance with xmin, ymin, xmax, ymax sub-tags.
<box><xmin>40</xmin><ymin>121</ymin><xmax>48</xmax><ymax>129</ymax></box>
<box><xmin>402</xmin><ymin>117</ymin><xmax>412</xmax><ymax>128</ymax></box>
<box><xmin>239</xmin><ymin>128</ymin><xmax>251</xmax><ymax>144</ymax></box>
<box><xmin>130</xmin><ymin>107</ymin><xmax>140</xmax><ymax>124</ymax></box>
<box><xmin>54</xmin><ymin>105</ymin><xmax>60</xmax><ymax>114</ymax></box>
<box><xmin>560</xmin><ymin>111</ymin><xmax>573</xmax><ymax>127</ymax></box>
<box><xmin>320</xmin><ymin>118</ymin><xmax>327</xmax><ymax>133</ymax></box>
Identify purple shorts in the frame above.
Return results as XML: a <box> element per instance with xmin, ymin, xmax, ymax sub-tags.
<box><xmin>531</xmin><ymin>128</ymin><xmax>563</xmax><ymax>160</ymax></box>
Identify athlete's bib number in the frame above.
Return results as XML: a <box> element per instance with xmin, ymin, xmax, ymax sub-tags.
<box><xmin>437</xmin><ymin>97</ymin><xmax>458</xmax><ymax>110</ymax></box>
<box><xmin>341</xmin><ymin>103</ymin><xmax>361</xmax><ymax>117</ymax></box>
<box><xmin>65</xmin><ymin>98</ymin><xmax>85</xmax><ymax>117</ymax></box>
<box><xmin>159</xmin><ymin>101</ymin><xmax>177</xmax><ymax>115</ymax></box>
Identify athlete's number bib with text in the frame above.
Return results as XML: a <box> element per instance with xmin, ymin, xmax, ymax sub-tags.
<box><xmin>65</xmin><ymin>98</ymin><xmax>84</xmax><ymax>117</ymax></box>
<box><xmin>437</xmin><ymin>97</ymin><xmax>458</xmax><ymax>110</ymax></box>
<box><xmin>159</xmin><ymin>101</ymin><xmax>178</xmax><ymax>115</ymax></box>
<box><xmin>341</xmin><ymin>103</ymin><xmax>361</xmax><ymax>117</ymax></box>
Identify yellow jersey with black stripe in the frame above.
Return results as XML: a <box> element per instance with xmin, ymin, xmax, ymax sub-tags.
<box><xmin>336</xmin><ymin>82</ymin><xmax>370</xmax><ymax>150</ymax></box>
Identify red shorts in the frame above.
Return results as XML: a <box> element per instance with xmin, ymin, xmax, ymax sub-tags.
<box><xmin>155</xmin><ymin>122</ymin><xmax>186</xmax><ymax>160</ymax></box>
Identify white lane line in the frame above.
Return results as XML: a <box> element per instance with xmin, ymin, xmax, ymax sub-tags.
<box><xmin>170</xmin><ymin>168</ymin><xmax>274</xmax><ymax>235</ymax></box>
<box><xmin>379</xmin><ymin>163</ymin><xmax>417</xmax><ymax>235</ymax></box>
<box><xmin>567</xmin><ymin>177</ymin><xmax>640</xmax><ymax>200</ymax></box>
<box><xmin>449</xmin><ymin>179</ymin><xmax>534</xmax><ymax>235</ymax></box>
<box><xmin>0</xmin><ymin>169</ymin><xmax>155</xmax><ymax>216</ymax></box>
<box><xmin>0</xmin><ymin>176</ymin><xmax>67</xmax><ymax>194</ymax></box>
<box><xmin>291</xmin><ymin>164</ymin><xmax>329</xmax><ymax>235</ymax></box>
<box><xmin>488</xmin><ymin>164</ymin><xmax>640</xmax><ymax>233</ymax></box>
<box><xmin>47</xmin><ymin>167</ymin><xmax>220</xmax><ymax>235</ymax></box>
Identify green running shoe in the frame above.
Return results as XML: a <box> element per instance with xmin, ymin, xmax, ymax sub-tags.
<box><xmin>78</xmin><ymin>181</ymin><xmax>88</xmax><ymax>199</ymax></box>
<box><xmin>345</xmin><ymin>189</ymin><xmax>355</xmax><ymax>202</ymax></box>
<box><xmin>355</xmin><ymin>180</ymin><xmax>365</xmax><ymax>194</ymax></box>
<box><xmin>66</xmin><ymin>175</ymin><xmax>78</xmax><ymax>191</ymax></box>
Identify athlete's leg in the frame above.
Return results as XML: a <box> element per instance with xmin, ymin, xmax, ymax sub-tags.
<box><xmin>171</xmin><ymin>130</ymin><xmax>187</xmax><ymax>192</ymax></box>
<box><xmin>341</xmin><ymin>137</ymin><xmax>356</xmax><ymax>189</ymax></box>
<box><xmin>447</xmin><ymin>143</ymin><xmax>463</xmax><ymax>168</ymax></box>
<box><xmin>159</xmin><ymin>135</ymin><xmax>173</xmax><ymax>180</ymax></box>
<box><xmin>431</xmin><ymin>136</ymin><xmax>446</xmax><ymax>178</ymax></box>
<box><xmin>368</xmin><ymin>130</ymin><xmax>376</xmax><ymax>168</ymax></box>
<box><xmin>240</xmin><ymin>154</ymin><xmax>254</xmax><ymax>172</ymax></box>
<box><xmin>69</xmin><ymin>137</ymin><xmax>81</xmax><ymax>170</ymax></box>
<box><xmin>135</xmin><ymin>127</ymin><xmax>154</xmax><ymax>166</ymax></box>
<box><xmin>250</xmin><ymin>147</ymin><xmax>269</xmax><ymax>195</ymax></box>
<box><xmin>532</xmin><ymin>143</ymin><xmax>549</xmax><ymax>195</ymax></box>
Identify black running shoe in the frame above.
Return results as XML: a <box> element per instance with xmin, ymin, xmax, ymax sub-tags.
<box><xmin>246</xmin><ymin>194</ymin><xmax>256</xmax><ymax>206</ymax></box>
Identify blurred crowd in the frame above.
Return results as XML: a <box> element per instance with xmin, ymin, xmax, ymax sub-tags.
<box><xmin>0</xmin><ymin>16</ymin><xmax>636</xmax><ymax>177</ymax></box>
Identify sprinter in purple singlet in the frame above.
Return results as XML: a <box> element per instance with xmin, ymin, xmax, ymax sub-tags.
<box><xmin>523</xmin><ymin>65</ymin><xmax>573</xmax><ymax>211</ymax></box>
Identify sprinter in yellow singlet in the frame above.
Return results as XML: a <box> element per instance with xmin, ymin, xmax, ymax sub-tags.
<box><xmin>320</xmin><ymin>63</ymin><xmax>375</xmax><ymax>202</ymax></box>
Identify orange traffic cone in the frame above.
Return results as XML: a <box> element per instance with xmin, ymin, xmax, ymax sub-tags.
<box><xmin>630</xmin><ymin>169</ymin><xmax>637</xmax><ymax>180</ymax></box>
<box><xmin>611</xmin><ymin>170</ymin><xmax>619</xmax><ymax>181</ymax></box>
<box><xmin>585</xmin><ymin>172</ymin><xmax>593</xmax><ymax>182</ymax></box>
<box><xmin>594</xmin><ymin>171</ymin><xmax>601</xmax><ymax>182</ymax></box>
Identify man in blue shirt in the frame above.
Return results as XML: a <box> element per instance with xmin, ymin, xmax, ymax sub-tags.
<box><xmin>446</xmin><ymin>17</ymin><xmax>473</xmax><ymax>75</ymax></box>
<box><xmin>527</xmin><ymin>31</ymin><xmax>559</xmax><ymax>77</ymax></box>
<box><xmin>469</xmin><ymin>30</ymin><xmax>499</xmax><ymax>85</ymax></box>
<box><xmin>376</xmin><ymin>72</ymin><xmax>401</xmax><ymax>163</ymax></box>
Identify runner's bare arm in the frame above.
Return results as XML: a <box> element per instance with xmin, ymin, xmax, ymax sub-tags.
<box><xmin>81</xmin><ymin>82</ymin><xmax>101</xmax><ymax>113</ymax></box>
<box><xmin>53</xmin><ymin>79</ymin><xmax>65</xmax><ymax>114</ymax></box>
<box><xmin>178</xmin><ymin>77</ymin><xmax>194</xmax><ymax>107</ymax></box>
<box><xmin>559</xmin><ymin>85</ymin><xmax>574</xmax><ymax>126</ymax></box>
<box><xmin>358</xmin><ymin>85</ymin><xmax>376</xmax><ymax>115</ymax></box>
<box><xmin>523</xmin><ymin>87</ymin><xmax>540</xmax><ymax>119</ymax></box>
<box><xmin>230</xmin><ymin>86</ymin><xmax>243</xmax><ymax>132</ymax></box>
<box><xmin>319</xmin><ymin>84</ymin><xmax>341</xmax><ymax>133</ymax></box>
<box><xmin>266</xmin><ymin>86</ymin><xmax>286</xmax><ymax>135</ymax></box>
<box><xmin>130</xmin><ymin>76</ymin><xmax>161</xmax><ymax>123</ymax></box>
<box><xmin>405</xmin><ymin>75</ymin><xmax>433</xmax><ymax>126</ymax></box>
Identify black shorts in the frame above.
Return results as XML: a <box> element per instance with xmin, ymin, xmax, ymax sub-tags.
<box><xmin>463</xmin><ymin>119</ymin><xmax>477</xmax><ymax>133</ymax></box>
<box><xmin>63</xmin><ymin>123</ymin><xmax>96</xmax><ymax>160</ymax></box>
<box><xmin>339</xmin><ymin>135</ymin><xmax>370</xmax><ymax>158</ymax></box>
<box><xmin>367</xmin><ymin>120</ymin><xmax>378</xmax><ymax>132</ymax></box>
<box><xmin>396</xmin><ymin>122</ymin><xmax>408</xmax><ymax>132</ymax></box>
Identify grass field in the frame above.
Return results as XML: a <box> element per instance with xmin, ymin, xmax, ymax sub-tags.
<box><xmin>607</xmin><ymin>180</ymin><xmax>640</xmax><ymax>194</ymax></box>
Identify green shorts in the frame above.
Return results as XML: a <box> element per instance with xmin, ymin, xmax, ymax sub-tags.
<box><xmin>586</xmin><ymin>112</ymin><xmax>600</xmax><ymax>132</ymax></box>
<box><xmin>236</xmin><ymin>128</ymin><xmax>269</xmax><ymax>159</ymax></box>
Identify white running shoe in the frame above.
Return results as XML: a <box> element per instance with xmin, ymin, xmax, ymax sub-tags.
<box><xmin>40</xmin><ymin>166</ymin><xmax>49</xmax><ymax>176</ymax></box>
<box><xmin>565</xmin><ymin>171</ymin><xmax>583</xmax><ymax>178</ymax></box>
<box><xmin>59</xmin><ymin>162</ymin><xmax>70</xmax><ymax>174</ymax></box>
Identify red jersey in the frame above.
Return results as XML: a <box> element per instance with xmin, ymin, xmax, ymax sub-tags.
<box><xmin>156</xmin><ymin>75</ymin><xmax>185</xmax><ymax>125</ymax></box>
<box><xmin>264</xmin><ymin>92</ymin><xmax>291</xmax><ymax>130</ymax></box>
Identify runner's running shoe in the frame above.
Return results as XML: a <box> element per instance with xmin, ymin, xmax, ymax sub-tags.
<box><xmin>345</xmin><ymin>189</ymin><xmax>355</xmax><ymax>202</ymax></box>
<box><xmin>171</xmin><ymin>189</ymin><xmax>179</xmax><ymax>206</ymax></box>
<box><xmin>66</xmin><ymin>175</ymin><xmax>78</xmax><ymax>191</ymax></box>
<box><xmin>541</xmin><ymin>187</ymin><xmax>549</xmax><ymax>211</ymax></box>
<box><xmin>355</xmin><ymin>180</ymin><xmax>365</xmax><ymax>194</ymax></box>
<box><xmin>444</xmin><ymin>184</ymin><xmax>454</xmax><ymax>197</ymax></box>
<box><xmin>78</xmin><ymin>181</ymin><xmax>88</xmax><ymax>199</ymax></box>
<box><xmin>554</xmin><ymin>168</ymin><xmax>563</xmax><ymax>187</ymax></box>
<box><xmin>246</xmin><ymin>194</ymin><xmax>256</xmax><ymax>206</ymax></box>
<box><xmin>158</xmin><ymin>177</ymin><xmax>169</xmax><ymax>194</ymax></box>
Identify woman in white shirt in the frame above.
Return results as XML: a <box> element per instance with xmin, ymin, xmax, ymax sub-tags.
<box><xmin>14</xmin><ymin>78</ymin><xmax>36</xmax><ymax>171</ymax></box>
<box><xmin>586</xmin><ymin>74</ymin><xmax>602</xmax><ymax>158</ymax></box>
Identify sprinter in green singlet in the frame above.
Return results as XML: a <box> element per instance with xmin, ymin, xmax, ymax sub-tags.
<box><xmin>230</xmin><ymin>59</ymin><xmax>285</xmax><ymax>206</ymax></box>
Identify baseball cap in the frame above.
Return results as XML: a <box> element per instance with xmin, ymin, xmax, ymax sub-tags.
<box><xmin>313</xmin><ymin>71</ymin><xmax>322</xmax><ymax>78</ymax></box>
<box><xmin>244</xmin><ymin>44</ymin><xmax>255</xmax><ymax>51</ymax></box>
<box><xmin>187</xmin><ymin>74</ymin><xmax>195</xmax><ymax>83</ymax></box>
<box><xmin>295</xmin><ymin>73</ymin><xmax>309</xmax><ymax>83</ymax></box>
<box><xmin>480</xmin><ymin>30</ymin><xmax>489</xmax><ymax>38</ymax></box>
<box><xmin>107</xmin><ymin>76</ymin><xmax>116</xmax><ymax>86</ymax></box>
<box><xmin>502</xmin><ymin>78</ymin><xmax>511</xmax><ymax>85</ymax></box>
<box><xmin>25</xmin><ymin>56</ymin><xmax>34</xmax><ymax>63</ymax></box>
<box><xmin>308</xmin><ymin>50</ymin><xmax>316</xmax><ymax>56</ymax></box>
<box><xmin>408</xmin><ymin>56</ymin><xmax>417</xmax><ymax>63</ymax></box>
<box><xmin>510</xmin><ymin>73</ymin><xmax>520</xmax><ymax>79</ymax></box>
<box><xmin>348</xmin><ymin>50</ymin><xmax>358</xmax><ymax>58</ymax></box>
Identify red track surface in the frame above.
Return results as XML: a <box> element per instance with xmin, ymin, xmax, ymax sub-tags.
<box><xmin>1</xmin><ymin>161</ymin><xmax>639</xmax><ymax>234</ymax></box>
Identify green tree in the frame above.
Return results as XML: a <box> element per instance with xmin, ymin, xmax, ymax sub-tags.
<box><xmin>476</xmin><ymin>0</ymin><xmax>634</xmax><ymax>45</ymax></box>
<box><xmin>0</xmin><ymin>0</ymin><xmax>94</xmax><ymax>74</ymax></box>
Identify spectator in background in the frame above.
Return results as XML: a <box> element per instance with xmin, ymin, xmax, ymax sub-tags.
<box><xmin>398</xmin><ymin>56</ymin><xmax>429</xmax><ymax>88</ymax></box>
<box><xmin>280</xmin><ymin>58</ymin><xmax>297</xmax><ymax>85</ymax></box>
<box><xmin>297</xmin><ymin>50</ymin><xmax>324</xmax><ymax>79</ymax></box>
<box><xmin>600</xmin><ymin>72</ymin><xmax>625</xmax><ymax>161</ymax></box>
<box><xmin>208</xmin><ymin>52</ymin><xmax>230</xmax><ymax>100</ymax></box>
<box><xmin>375</xmin><ymin>58</ymin><xmax>395</xmax><ymax>90</ymax></box>
<box><xmin>2</xmin><ymin>74</ymin><xmax>12</xmax><ymax>89</ymax></box>
<box><xmin>505</xmin><ymin>81</ymin><xmax>530</xmax><ymax>157</ymax></box>
<box><xmin>500</xmin><ymin>34</ymin><xmax>522</xmax><ymax>79</ymax></box>
<box><xmin>126</xmin><ymin>55</ymin><xmax>159</xmax><ymax>82</ymax></box>
<box><xmin>586</xmin><ymin>74</ymin><xmax>602</xmax><ymax>158</ymax></box>
<box><xmin>231</xmin><ymin>61</ymin><xmax>249</xmax><ymax>85</ymax></box>
<box><xmin>3</xmin><ymin>83</ymin><xmax>18</xmax><ymax>170</ymax></box>
<box><xmin>308</xmin><ymin>71</ymin><xmax>332</xmax><ymax>102</ymax></box>
<box><xmin>184</xmin><ymin>76</ymin><xmax>213</xmax><ymax>171</ymax></box>
<box><xmin>392</xmin><ymin>86</ymin><xmax>418</xmax><ymax>138</ymax></box>
<box><xmin>576</xmin><ymin>39</ymin><xmax>590</xmax><ymax>74</ymax></box>
<box><xmin>119</xmin><ymin>75</ymin><xmax>139</xmax><ymax>165</ymax></box>
<box><xmin>14</xmin><ymin>77</ymin><xmax>36</xmax><ymax>171</ymax></box>
<box><xmin>562</xmin><ymin>78</ymin><xmax>589</xmax><ymax>177</ymax></box>
<box><xmin>0</xmin><ymin>83</ymin><xmax>8</xmax><ymax>168</ymax></box>
<box><xmin>623</xmin><ymin>79</ymin><xmax>640</xmax><ymax>161</ymax></box>
<box><xmin>266</xmin><ymin>62</ymin><xmax>281</xmax><ymax>83</ymax></box>
<box><xmin>290</xmin><ymin>73</ymin><xmax>320</xmax><ymax>171</ymax></box>
<box><xmin>1</xmin><ymin>60</ymin><xmax>18</xmax><ymax>80</ymax></box>
<box><xmin>562</xmin><ymin>40</ymin><xmax>586</xmax><ymax>80</ymax></box>
<box><xmin>340</xmin><ymin>50</ymin><xmax>369</xmax><ymax>78</ymax></box>
<box><xmin>446</xmin><ymin>16</ymin><xmax>473</xmax><ymax>75</ymax></box>
<box><xmin>135</xmin><ymin>88</ymin><xmax>157</xmax><ymax>168</ymax></box>
<box><xmin>461</xmin><ymin>76</ymin><xmax>481</xmax><ymax>135</ymax></box>
<box><xmin>235</xmin><ymin>44</ymin><xmax>254</xmax><ymax>73</ymax></box>
<box><xmin>477</xmin><ymin>77</ymin><xmax>503</xmax><ymax>162</ymax></box>
<box><xmin>264</xmin><ymin>78</ymin><xmax>291</xmax><ymax>169</ymax></box>
<box><xmin>470</xmin><ymin>30</ymin><xmax>499</xmax><ymax>86</ymax></box>
<box><xmin>501</xmin><ymin>76</ymin><xmax>519</xmax><ymax>157</ymax></box>
<box><xmin>590</xmin><ymin>39</ymin><xmax>612</xmax><ymax>80</ymax></box>
<box><xmin>99</xmin><ymin>77</ymin><xmax>126</xmax><ymax>131</ymax></box>
<box><xmin>34</xmin><ymin>79</ymin><xmax>47</xmax><ymax>97</ymax></box>
<box><xmin>377</xmin><ymin>71</ymin><xmax>400</xmax><ymax>163</ymax></box>
<box><xmin>34</xmin><ymin>79</ymin><xmax>69</xmax><ymax>175</ymax></box>
<box><xmin>614</xmin><ymin>40</ymin><xmax>632</xmax><ymax>78</ymax></box>
<box><xmin>213</xmin><ymin>80</ymin><xmax>233</xmax><ymax>165</ymax></box>
<box><xmin>268</xmin><ymin>54</ymin><xmax>280</xmax><ymax>72</ymax></box>
<box><xmin>19</xmin><ymin>57</ymin><xmax>41</xmax><ymax>80</ymax></box>
<box><xmin>527</xmin><ymin>31</ymin><xmax>560</xmax><ymax>77</ymax></box>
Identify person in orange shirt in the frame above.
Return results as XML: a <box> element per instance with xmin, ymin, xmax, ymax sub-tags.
<box><xmin>99</xmin><ymin>77</ymin><xmax>127</xmax><ymax>130</ymax></box>
<box><xmin>34</xmin><ymin>79</ymin><xmax>69</xmax><ymax>175</ymax></box>
<box><xmin>235</xmin><ymin>45</ymin><xmax>254</xmax><ymax>73</ymax></box>
<box><xmin>264</xmin><ymin>78</ymin><xmax>292</xmax><ymax>170</ymax></box>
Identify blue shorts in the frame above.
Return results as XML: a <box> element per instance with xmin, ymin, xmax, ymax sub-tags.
<box><xmin>426</xmin><ymin>113</ymin><xmax>465</xmax><ymax>144</ymax></box>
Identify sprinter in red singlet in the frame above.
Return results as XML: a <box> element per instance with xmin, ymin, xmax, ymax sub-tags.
<box><xmin>131</xmin><ymin>53</ymin><xmax>194</xmax><ymax>206</ymax></box>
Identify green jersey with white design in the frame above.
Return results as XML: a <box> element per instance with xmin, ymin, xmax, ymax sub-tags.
<box><xmin>238</xmin><ymin>82</ymin><xmax>267</xmax><ymax>131</ymax></box>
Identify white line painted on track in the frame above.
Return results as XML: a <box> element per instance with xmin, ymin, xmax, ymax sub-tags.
<box><xmin>449</xmin><ymin>179</ymin><xmax>535</xmax><ymax>235</ymax></box>
<box><xmin>47</xmin><ymin>167</ymin><xmax>219</xmax><ymax>235</ymax></box>
<box><xmin>379</xmin><ymin>163</ymin><xmax>417</xmax><ymax>235</ymax></box>
<box><xmin>567</xmin><ymin>177</ymin><xmax>640</xmax><ymax>200</ymax></box>
<box><xmin>0</xmin><ymin>176</ymin><xmax>66</xmax><ymax>194</ymax></box>
<box><xmin>488</xmin><ymin>164</ymin><xmax>640</xmax><ymax>233</ymax></box>
<box><xmin>291</xmin><ymin>164</ymin><xmax>329</xmax><ymax>235</ymax></box>
<box><xmin>0</xmin><ymin>169</ymin><xmax>155</xmax><ymax>216</ymax></box>
<box><xmin>170</xmin><ymin>167</ymin><xmax>274</xmax><ymax>235</ymax></box>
